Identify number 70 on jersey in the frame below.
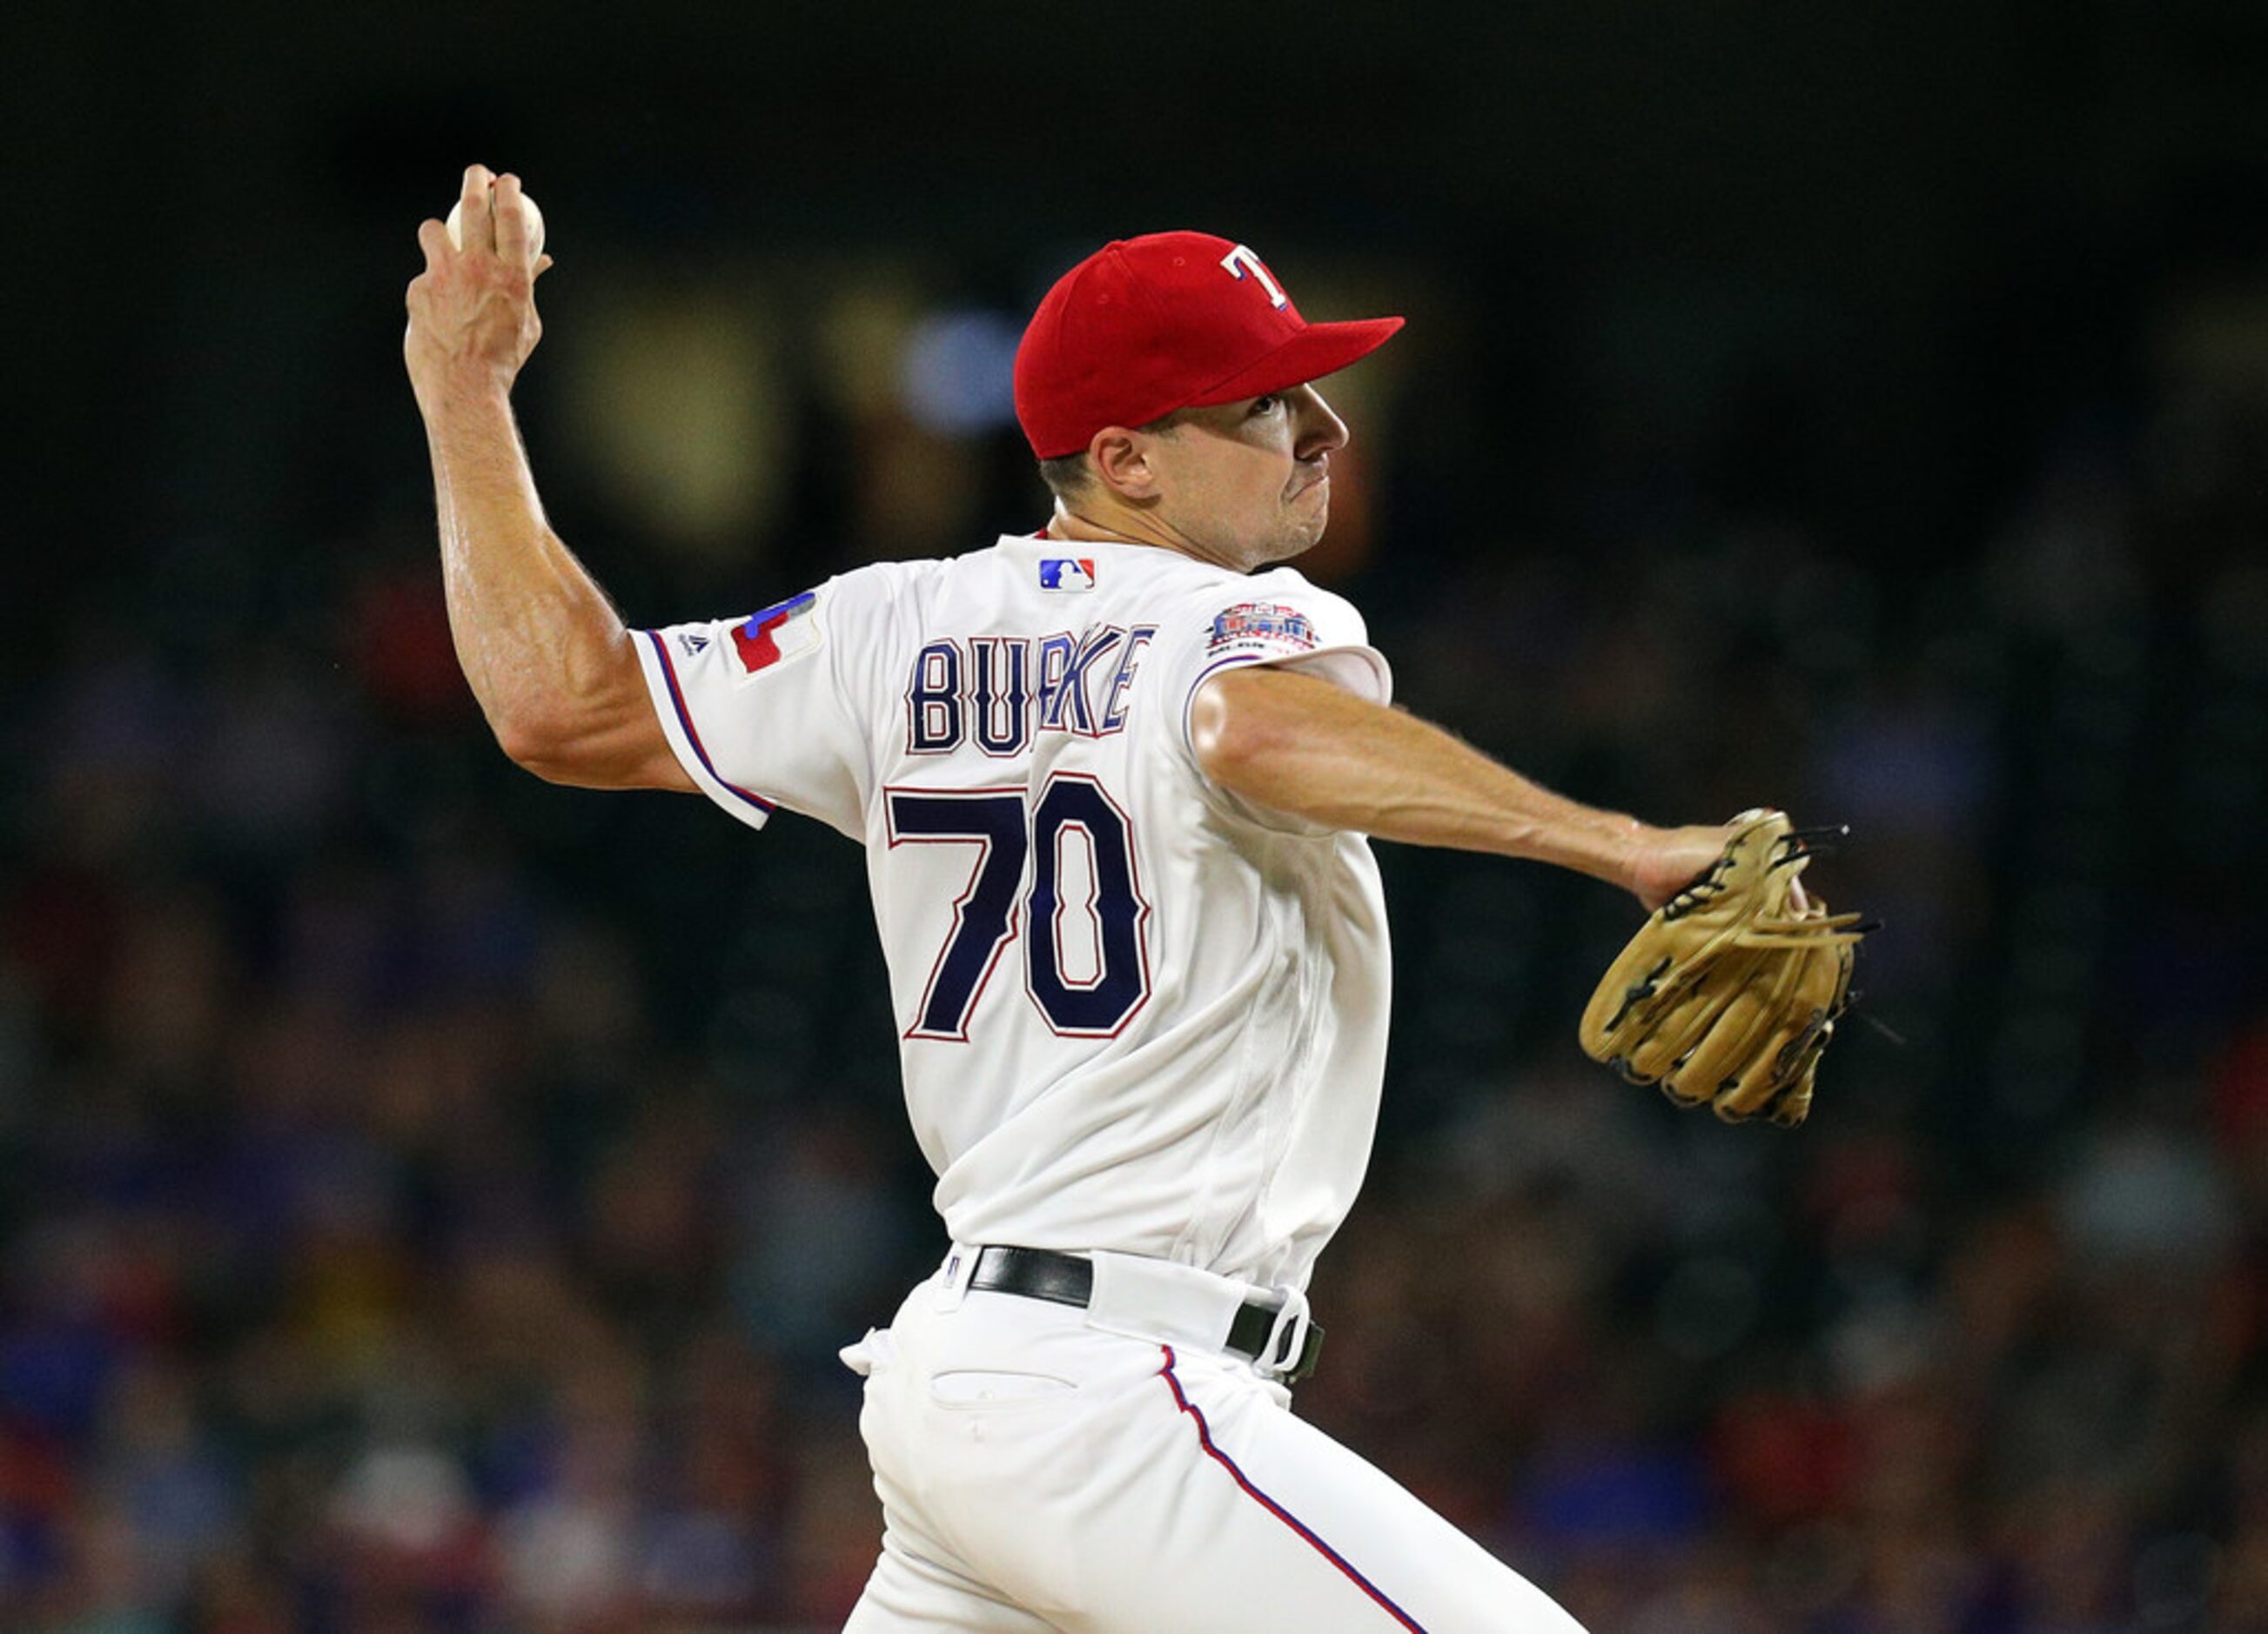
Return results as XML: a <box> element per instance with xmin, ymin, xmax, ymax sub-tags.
<box><xmin>887</xmin><ymin>774</ymin><xmax>1152</xmax><ymax>1041</ymax></box>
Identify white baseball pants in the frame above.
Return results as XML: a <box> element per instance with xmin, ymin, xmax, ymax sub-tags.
<box><xmin>840</xmin><ymin>1249</ymin><xmax>1586</xmax><ymax>1632</ymax></box>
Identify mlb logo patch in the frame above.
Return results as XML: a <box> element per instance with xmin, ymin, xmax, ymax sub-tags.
<box><xmin>732</xmin><ymin>589</ymin><xmax>821</xmax><ymax>674</ymax></box>
<box><xmin>1039</xmin><ymin>558</ymin><xmax>1097</xmax><ymax>592</ymax></box>
<box><xmin>1208</xmin><ymin>601</ymin><xmax>1316</xmax><ymax>653</ymax></box>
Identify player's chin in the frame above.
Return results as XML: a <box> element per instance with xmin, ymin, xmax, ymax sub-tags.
<box><xmin>1268</xmin><ymin>515</ymin><xmax>1329</xmax><ymax>563</ymax></box>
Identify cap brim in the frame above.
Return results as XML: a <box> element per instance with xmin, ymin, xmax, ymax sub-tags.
<box><xmin>1184</xmin><ymin>316</ymin><xmax>1406</xmax><ymax>407</ymax></box>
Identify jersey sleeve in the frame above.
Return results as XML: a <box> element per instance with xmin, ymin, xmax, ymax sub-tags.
<box><xmin>1169</xmin><ymin>572</ymin><xmax>1393</xmax><ymax>757</ymax></box>
<box><xmin>634</xmin><ymin>570</ymin><xmax>889</xmax><ymax>840</ymax></box>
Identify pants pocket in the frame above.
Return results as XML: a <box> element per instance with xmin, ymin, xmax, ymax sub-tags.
<box><xmin>926</xmin><ymin>1368</ymin><xmax>1078</xmax><ymax>1410</ymax></box>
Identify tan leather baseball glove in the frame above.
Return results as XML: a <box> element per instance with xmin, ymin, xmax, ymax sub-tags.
<box><xmin>1580</xmin><ymin>810</ymin><xmax>1865</xmax><ymax>1127</ymax></box>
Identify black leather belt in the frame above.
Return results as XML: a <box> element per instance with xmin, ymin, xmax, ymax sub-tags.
<box><xmin>965</xmin><ymin>1245</ymin><xmax>1325</xmax><ymax>1385</ymax></box>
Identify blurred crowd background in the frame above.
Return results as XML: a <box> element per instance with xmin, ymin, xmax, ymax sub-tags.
<box><xmin>9</xmin><ymin>2</ymin><xmax>2268</xmax><ymax>1629</ymax></box>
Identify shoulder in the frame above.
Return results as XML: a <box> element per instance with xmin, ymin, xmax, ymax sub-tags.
<box><xmin>1138</xmin><ymin>555</ymin><xmax>1308</xmax><ymax>614</ymax></box>
<box><xmin>812</xmin><ymin>552</ymin><xmax>975</xmax><ymax>619</ymax></box>
<box><xmin>1245</xmin><ymin>563</ymin><xmax>1360</xmax><ymax>612</ymax></box>
<box><xmin>867</xmin><ymin>539</ymin><xmax>1037</xmax><ymax>590</ymax></box>
<box><xmin>828</xmin><ymin>554</ymin><xmax>948</xmax><ymax>595</ymax></box>
<box><xmin>1187</xmin><ymin>566</ymin><xmax>1367</xmax><ymax>646</ymax></box>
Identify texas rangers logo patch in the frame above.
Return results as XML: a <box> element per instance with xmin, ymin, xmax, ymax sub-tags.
<box><xmin>1039</xmin><ymin>558</ymin><xmax>1097</xmax><ymax>592</ymax></box>
<box><xmin>1208</xmin><ymin>601</ymin><xmax>1316</xmax><ymax>654</ymax></box>
<box><xmin>732</xmin><ymin>589</ymin><xmax>821</xmax><ymax>674</ymax></box>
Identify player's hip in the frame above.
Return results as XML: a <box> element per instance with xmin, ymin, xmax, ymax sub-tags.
<box><xmin>842</xmin><ymin>1253</ymin><xmax>1301</xmax><ymax>1624</ymax></box>
<box><xmin>841</xmin><ymin>1242</ymin><xmax>1316</xmax><ymax>1495</ymax></box>
<box><xmin>851</xmin><ymin>1242</ymin><xmax>1314</xmax><ymax>1384</ymax></box>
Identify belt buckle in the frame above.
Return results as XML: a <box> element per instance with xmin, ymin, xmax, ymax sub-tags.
<box><xmin>1257</xmin><ymin>1287</ymin><xmax>1324</xmax><ymax>1385</ymax></box>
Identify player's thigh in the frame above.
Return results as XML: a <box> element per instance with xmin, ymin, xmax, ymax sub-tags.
<box><xmin>846</xmin><ymin>1517</ymin><xmax>1061</xmax><ymax>1634</ymax></box>
<box><xmin>1067</xmin><ymin>1349</ymin><xmax>1585</xmax><ymax>1634</ymax></box>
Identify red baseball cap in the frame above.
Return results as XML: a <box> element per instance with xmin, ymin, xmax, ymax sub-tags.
<box><xmin>1014</xmin><ymin>231</ymin><xmax>1404</xmax><ymax>460</ymax></box>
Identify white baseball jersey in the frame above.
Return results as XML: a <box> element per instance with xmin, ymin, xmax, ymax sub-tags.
<box><xmin>634</xmin><ymin>532</ymin><xmax>1392</xmax><ymax>1293</ymax></box>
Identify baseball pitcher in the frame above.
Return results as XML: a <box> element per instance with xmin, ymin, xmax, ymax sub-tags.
<box><xmin>406</xmin><ymin>165</ymin><xmax>1790</xmax><ymax>1631</ymax></box>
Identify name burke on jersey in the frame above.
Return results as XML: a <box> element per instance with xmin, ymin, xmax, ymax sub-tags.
<box><xmin>906</xmin><ymin>624</ymin><xmax>1158</xmax><ymax>755</ymax></box>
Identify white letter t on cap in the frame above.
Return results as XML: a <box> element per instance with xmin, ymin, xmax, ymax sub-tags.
<box><xmin>1219</xmin><ymin>244</ymin><xmax>1290</xmax><ymax>309</ymax></box>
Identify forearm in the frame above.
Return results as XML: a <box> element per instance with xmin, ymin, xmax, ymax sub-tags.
<box><xmin>415</xmin><ymin>366</ymin><xmax>634</xmax><ymax>753</ymax></box>
<box><xmin>1195</xmin><ymin>668</ymin><xmax>1643</xmax><ymax>889</ymax></box>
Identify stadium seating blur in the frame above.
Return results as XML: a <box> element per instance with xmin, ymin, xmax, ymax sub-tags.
<box><xmin>6</xmin><ymin>283</ymin><xmax>2265</xmax><ymax>1624</ymax></box>
<box><xmin>10</xmin><ymin>8</ymin><xmax>2268</xmax><ymax>1620</ymax></box>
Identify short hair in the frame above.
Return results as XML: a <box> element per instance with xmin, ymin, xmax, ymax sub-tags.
<box><xmin>1037</xmin><ymin>452</ymin><xmax>1091</xmax><ymax>501</ymax></box>
<box><xmin>1035</xmin><ymin>407</ymin><xmax>1196</xmax><ymax>501</ymax></box>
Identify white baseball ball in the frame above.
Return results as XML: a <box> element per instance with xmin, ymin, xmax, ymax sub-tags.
<box><xmin>445</xmin><ymin>188</ymin><xmax>545</xmax><ymax>262</ymax></box>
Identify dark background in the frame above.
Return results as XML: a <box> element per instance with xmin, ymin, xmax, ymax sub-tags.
<box><xmin>4</xmin><ymin>2</ymin><xmax>2268</xmax><ymax>1627</ymax></box>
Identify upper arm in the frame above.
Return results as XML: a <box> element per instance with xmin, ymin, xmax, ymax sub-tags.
<box><xmin>1190</xmin><ymin>663</ymin><xmax>1374</xmax><ymax>788</ymax></box>
<box><xmin>1171</xmin><ymin>577</ymin><xmax>1392</xmax><ymax>801</ymax></box>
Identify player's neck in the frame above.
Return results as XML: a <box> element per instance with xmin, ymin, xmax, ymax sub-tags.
<box><xmin>1047</xmin><ymin>501</ymin><xmax>1250</xmax><ymax>573</ymax></box>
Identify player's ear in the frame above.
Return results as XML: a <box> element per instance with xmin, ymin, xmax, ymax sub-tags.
<box><xmin>1089</xmin><ymin>427</ymin><xmax>1161</xmax><ymax>500</ymax></box>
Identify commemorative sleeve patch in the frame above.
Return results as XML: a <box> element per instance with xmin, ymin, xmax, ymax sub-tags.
<box><xmin>1206</xmin><ymin>600</ymin><xmax>1318</xmax><ymax>656</ymax></box>
<box><xmin>732</xmin><ymin>589</ymin><xmax>822</xmax><ymax>674</ymax></box>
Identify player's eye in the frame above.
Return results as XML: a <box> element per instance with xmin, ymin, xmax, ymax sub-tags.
<box><xmin>1249</xmin><ymin>394</ymin><xmax>1281</xmax><ymax>417</ymax></box>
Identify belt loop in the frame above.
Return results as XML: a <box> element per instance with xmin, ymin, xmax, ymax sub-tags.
<box><xmin>934</xmin><ymin>1243</ymin><xmax>976</xmax><ymax>1313</ymax></box>
<box><xmin>1258</xmin><ymin>1285</ymin><xmax>1312</xmax><ymax>1379</ymax></box>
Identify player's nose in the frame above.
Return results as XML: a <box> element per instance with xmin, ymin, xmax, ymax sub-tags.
<box><xmin>1292</xmin><ymin>385</ymin><xmax>1351</xmax><ymax>457</ymax></box>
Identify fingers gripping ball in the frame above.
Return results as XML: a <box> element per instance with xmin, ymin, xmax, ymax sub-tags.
<box><xmin>1580</xmin><ymin>809</ymin><xmax>1866</xmax><ymax>1127</ymax></box>
<box><xmin>446</xmin><ymin>188</ymin><xmax>545</xmax><ymax>263</ymax></box>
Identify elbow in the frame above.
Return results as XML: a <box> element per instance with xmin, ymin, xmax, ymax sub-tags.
<box><xmin>494</xmin><ymin>631</ymin><xmax>665</xmax><ymax>786</ymax></box>
<box><xmin>492</xmin><ymin>709</ymin><xmax>582</xmax><ymax>783</ymax></box>
<box><xmin>490</xmin><ymin>694</ymin><xmax>685</xmax><ymax>793</ymax></box>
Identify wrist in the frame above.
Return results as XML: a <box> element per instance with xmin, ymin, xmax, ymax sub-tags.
<box><xmin>1493</xmin><ymin>805</ymin><xmax>1647</xmax><ymax>887</ymax></box>
<box><xmin>410</xmin><ymin>355</ymin><xmax>517</xmax><ymax>415</ymax></box>
<box><xmin>1605</xmin><ymin>815</ymin><xmax>1654</xmax><ymax>895</ymax></box>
